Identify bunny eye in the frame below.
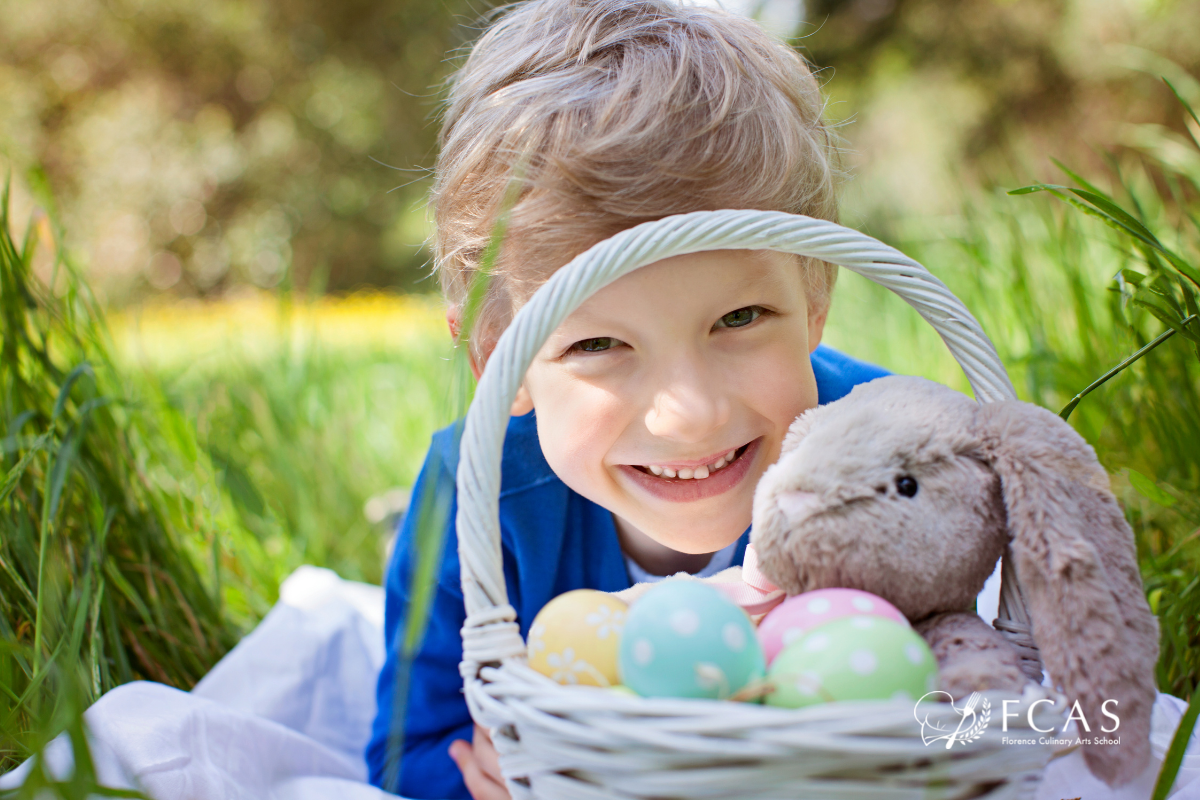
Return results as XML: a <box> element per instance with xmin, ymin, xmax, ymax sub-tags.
<box><xmin>896</xmin><ymin>476</ymin><xmax>919</xmax><ymax>498</ymax></box>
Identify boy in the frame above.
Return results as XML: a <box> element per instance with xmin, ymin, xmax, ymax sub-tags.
<box><xmin>368</xmin><ymin>1</ymin><xmax>887</xmax><ymax>797</ymax></box>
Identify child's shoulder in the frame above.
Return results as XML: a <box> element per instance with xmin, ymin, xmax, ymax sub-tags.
<box><xmin>811</xmin><ymin>344</ymin><xmax>890</xmax><ymax>405</ymax></box>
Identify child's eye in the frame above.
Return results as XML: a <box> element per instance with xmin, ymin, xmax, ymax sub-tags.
<box><xmin>569</xmin><ymin>337</ymin><xmax>621</xmax><ymax>353</ymax></box>
<box><xmin>714</xmin><ymin>306</ymin><xmax>763</xmax><ymax>329</ymax></box>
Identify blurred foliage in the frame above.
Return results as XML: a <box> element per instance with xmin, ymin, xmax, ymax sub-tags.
<box><xmin>804</xmin><ymin>0</ymin><xmax>1200</xmax><ymax>223</ymax></box>
<box><xmin>119</xmin><ymin>293</ymin><xmax>455</xmax><ymax>586</ymax></box>
<box><xmin>0</xmin><ymin>0</ymin><xmax>477</xmax><ymax>304</ymax></box>
<box><xmin>3</xmin><ymin>0</ymin><xmax>1200</xmax><ymax>304</ymax></box>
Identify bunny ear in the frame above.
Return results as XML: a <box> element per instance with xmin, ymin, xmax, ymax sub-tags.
<box><xmin>978</xmin><ymin>401</ymin><xmax>1160</xmax><ymax>787</ymax></box>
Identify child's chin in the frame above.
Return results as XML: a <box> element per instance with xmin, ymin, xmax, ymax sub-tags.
<box><xmin>627</xmin><ymin>503</ymin><xmax>752</xmax><ymax>550</ymax></box>
<box><xmin>659</xmin><ymin>530</ymin><xmax>744</xmax><ymax>555</ymax></box>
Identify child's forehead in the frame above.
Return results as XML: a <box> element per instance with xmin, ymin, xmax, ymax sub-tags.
<box><xmin>558</xmin><ymin>249</ymin><xmax>806</xmax><ymax>317</ymax></box>
<box><xmin>601</xmin><ymin>249</ymin><xmax>800</xmax><ymax>290</ymax></box>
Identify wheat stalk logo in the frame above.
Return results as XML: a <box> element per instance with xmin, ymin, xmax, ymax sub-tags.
<box><xmin>915</xmin><ymin>691</ymin><xmax>992</xmax><ymax>747</ymax></box>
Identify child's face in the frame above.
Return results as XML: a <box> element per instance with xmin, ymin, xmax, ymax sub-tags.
<box><xmin>511</xmin><ymin>249</ymin><xmax>827</xmax><ymax>556</ymax></box>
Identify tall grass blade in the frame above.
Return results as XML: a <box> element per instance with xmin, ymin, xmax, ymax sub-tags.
<box><xmin>382</xmin><ymin>159</ymin><xmax>524</xmax><ymax>794</ymax></box>
<box><xmin>0</xmin><ymin>433</ymin><xmax>51</xmax><ymax>505</ymax></box>
<box><xmin>1009</xmin><ymin>183</ymin><xmax>1200</xmax><ymax>289</ymax></box>
<box><xmin>1151</xmin><ymin>682</ymin><xmax>1200</xmax><ymax>800</ymax></box>
<box><xmin>1057</xmin><ymin>317</ymin><xmax>1196</xmax><ymax>420</ymax></box>
<box><xmin>1164</xmin><ymin>78</ymin><xmax>1200</xmax><ymax>132</ymax></box>
<box><xmin>50</xmin><ymin>365</ymin><xmax>95</xmax><ymax>425</ymax></box>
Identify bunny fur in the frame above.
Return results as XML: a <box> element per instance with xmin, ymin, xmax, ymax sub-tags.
<box><xmin>752</xmin><ymin>375</ymin><xmax>1159</xmax><ymax>787</ymax></box>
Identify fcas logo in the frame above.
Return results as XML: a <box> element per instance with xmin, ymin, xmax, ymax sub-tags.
<box><xmin>915</xmin><ymin>692</ymin><xmax>1121</xmax><ymax>748</ymax></box>
<box><xmin>915</xmin><ymin>691</ymin><xmax>992</xmax><ymax>747</ymax></box>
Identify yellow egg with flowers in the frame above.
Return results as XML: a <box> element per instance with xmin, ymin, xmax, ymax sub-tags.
<box><xmin>527</xmin><ymin>590</ymin><xmax>627</xmax><ymax>687</ymax></box>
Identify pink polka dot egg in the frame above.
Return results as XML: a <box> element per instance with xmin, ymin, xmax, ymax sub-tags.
<box><xmin>758</xmin><ymin>588</ymin><xmax>908</xmax><ymax>665</ymax></box>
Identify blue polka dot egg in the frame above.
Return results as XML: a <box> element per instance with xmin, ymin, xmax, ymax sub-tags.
<box><xmin>618</xmin><ymin>580</ymin><xmax>765</xmax><ymax>700</ymax></box>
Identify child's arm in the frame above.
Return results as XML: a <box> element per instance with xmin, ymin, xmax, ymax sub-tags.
<box><xmin>367</xmin><ymin>429</ymin><xmax>475</xmax><ymax>799</ymax></box>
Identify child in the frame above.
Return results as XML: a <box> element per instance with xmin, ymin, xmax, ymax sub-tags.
<box><xmin>367</xmin><ymin>1</ymin><xmax>887</xmax><ymax>797</ymax></box>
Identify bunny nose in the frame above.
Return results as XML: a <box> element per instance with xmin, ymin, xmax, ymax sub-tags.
<box><xmin>776</xmin><ymin>490</ymin><xmax>822</xmax><ymax>524</ymax></box>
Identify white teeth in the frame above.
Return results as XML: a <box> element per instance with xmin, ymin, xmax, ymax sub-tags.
<box><xmin>645</xmin><ymin>448</ymin><xmax>743</xmax><ymax>479</ymax></box>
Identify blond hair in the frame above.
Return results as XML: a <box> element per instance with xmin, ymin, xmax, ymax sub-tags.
<box><xmin>434</xmin><ymin>0</ymin><xmax>840</xmax><ymax>358</ymax></box>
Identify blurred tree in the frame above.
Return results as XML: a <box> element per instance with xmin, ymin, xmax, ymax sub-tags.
<box><xmin>796</xmin><ymin>0</ymin><xmax>1200</xmax><ymax>221</ymax></box>
<box><xmin>3</xmin><ymin>0</ymin><xmax>1200</xmax><ymax>301</ymax></box>
<box><xmin>0</xmin><ymin>0</ymin><xmax>479</xmax><ymax>302</ymax></box>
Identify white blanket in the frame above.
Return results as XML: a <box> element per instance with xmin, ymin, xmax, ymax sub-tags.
<box><xmin>1</xmin><ymin>566</ymin><xmax>395</xmax><ymax>800</ymax></box>
<box><xmin>3</xmin><ymin>566</ymin><xmax>1198</xmax><ymax>800</ymax></box>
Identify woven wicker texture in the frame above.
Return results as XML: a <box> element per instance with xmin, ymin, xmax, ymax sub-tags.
<box><xmin>453</xmin><ymin>210</ymin><xmax>1063</xmax><ymax>799</ymax></box>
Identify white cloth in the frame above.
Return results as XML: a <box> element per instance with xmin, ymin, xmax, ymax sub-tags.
<box><xmin>1036</xmin><ymin>692</ymin><xmax>1200</xmax><ymax>800</ymax></box>
<box><xmin>2</xmin><ymin>565</ymin><xmax>1198</xmax><ymax>800</ymax></box>
<box><xmin>0</xmin><ymin>566</ymin><xmax>398</xmax><ymax>800</ymax></box>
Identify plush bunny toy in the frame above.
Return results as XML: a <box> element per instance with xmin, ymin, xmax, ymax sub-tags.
<box><xmin>752</xmin><ymin>375</ymin><xmax>1160</xmax><ymax>787</ymax></box>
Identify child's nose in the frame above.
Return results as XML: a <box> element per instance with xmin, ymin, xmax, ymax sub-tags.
<box><xmin>643</xmin><ymin>361</ymin><xmax>732</xmax><ymax>443</ymax></box>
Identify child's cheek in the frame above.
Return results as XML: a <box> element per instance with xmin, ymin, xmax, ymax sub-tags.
<box><xmin>532</xmin><ymin>382</ymin><xmax>628</xmax><ymax>493</ymax></box>
<box><xmin>736</xmin><ymin>341</ymin><xmax>819</xmax><ymax>433</ymax></box>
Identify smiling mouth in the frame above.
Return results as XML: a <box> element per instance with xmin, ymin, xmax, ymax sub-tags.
<box><xmin>629</xmin><ymin>442</ymin><xmax>752</xmax><ymax>481</ymax></box>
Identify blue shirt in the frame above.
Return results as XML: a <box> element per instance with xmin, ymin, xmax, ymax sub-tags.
<box><xmin>367</xmin><ymin>344</ymin><xmax>888</xmax><ymax>798</ymax></box>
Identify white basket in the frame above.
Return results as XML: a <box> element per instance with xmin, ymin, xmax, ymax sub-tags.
<box><xmin>455</xmin><ymin>210</ymin><xmax>1065</xmax><ymax>799</ymax></box>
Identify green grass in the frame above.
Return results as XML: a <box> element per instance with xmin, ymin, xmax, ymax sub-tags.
<box><xmin>0</xmin><ymin>183</ymin><xmax>254</xmax><ymax>774</ymax></box>
<box><xmin>139</xmin><ymin>319</ymin><xmax>456</xmax><ymax>588</ymax></box>
<box><xmin>0</xmin><ymin>184</ymin><xmax>462</xmax><ymax>779</ymax></box>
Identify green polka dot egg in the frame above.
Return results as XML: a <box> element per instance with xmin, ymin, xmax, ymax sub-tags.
<box><xmin>765</xmin><ymin>615</ymin><xmax>938</xmax><ymax>708</ymax></box>
<box><xmin>618</xmin><ymin>580</ymin><xmax>764</xmax><ymax>700</ymax></box>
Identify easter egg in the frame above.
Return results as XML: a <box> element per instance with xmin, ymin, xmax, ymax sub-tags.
<box><xmin>758</xmin><ymin>588</ymin><xmax>908</xmax><ymax>665</ymax></box>
<box><xmin>765</xmin><ymin>615</ymin><xmax>937</xmax><ymax>708</ymax></box>
<box><xmin>619</xmin><ymin>580</ymin><xmax>765</xmax><ymax>700</ymax></box>
<box><xmin>527</xmin><ymin>590</ymin><xmax>627</xmax><ymax>687</ymax></box>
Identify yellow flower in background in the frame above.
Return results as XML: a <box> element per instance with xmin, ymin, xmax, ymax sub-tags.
<box><xmin>107</xmin><ymin>291</ymin><xmax>447</xmax><ymax>368</ymax></box>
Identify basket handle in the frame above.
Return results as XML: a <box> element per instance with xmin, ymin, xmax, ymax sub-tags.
<box><xmin>455</xmin><ymin>210</ymin><xmax>1040</xmax><ymax>682</ymax></box>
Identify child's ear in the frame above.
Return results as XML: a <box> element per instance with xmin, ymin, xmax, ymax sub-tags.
<box><xmin>446</xmin><ymin>304</ymin><xmax>485</xmax><ymax>381</ymax></box>
<box><xmin>511</xmin><ymin>383</ymin><xmax>533</xmax><ymax>417</ymax></box>
<box><xmin>807</xmin><ymin>302</ymin><xmax>828</xmax><ymax>353</ymax></box>
<box><xmin>447</xmin><ymin>302</ymin><xmax>526</xmax><ymax>414</ymax></box>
